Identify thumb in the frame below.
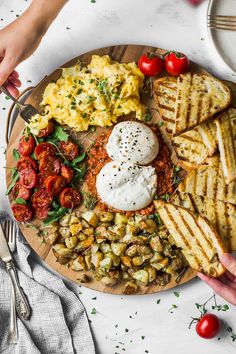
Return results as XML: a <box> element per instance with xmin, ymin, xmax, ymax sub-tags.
<box><xmin>0</xmin><ymin>54</ymin><xmax>17</xmax><ymax>86</ymax></box>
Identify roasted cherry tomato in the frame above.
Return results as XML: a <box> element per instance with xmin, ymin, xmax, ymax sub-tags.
<box><xmin>196</xmin><ymin>314</ymin><xmax>221</xmax><ymax>339</ymax></box>
<box><xmin>35</xmin><ymin>142</ymin><xmax>57</xmax><ymax>160</ymax></box>
<box><xmin>37</xmin><ymin>121</ymin><xmax>55</xmax><ymax>138</ymax></box>
<box><xmin>138</xmin><ymin>54</ymin><xmax>163</xmax><ymax>76</ymax></box>
<box><xmin>60</xmin><ymin>164</ymin><xmax>74</xmax><ymax>183</ymax></box>
<box><xmin>59</xmin><ymin>140</ymin><xmax>79</xmax><ymax>161</ymax></box>
<box><xmin>12</xmin><ymin>181</ymin><xmax>32</xmax><ymax>200</ymax></box>
<box><xmin>19</xmin><ymin>168</ymin><xmax>38</xmax><ymax>189</ymax></box>
<box><xmin>39</xmin><ymin>154</ymin><xmax>60</xmax><ymax>176</ymax></box>
<box><xmin>164</xmin><ymin>52</ymin><xmax>189</xmax><ymax>76</ymax></box>
<box><xmin>18</xmin><ymin>134</ymin><xmax>35</xmax><ymax>156</ymax></box>
<box><xmin>17</xmin><ymin>156</ymin><xmax>38</xmax><ymax>171</ymax></box>
<box><xmin>44</xmin><ymin>175</ymin><xmax>67</xmax><ymax>196</ymax></box>
<box><xmin>34</xmin><ymin>206</ymin><xmax>50</xmax><ymax>220</ymax></box>
<box><xmin>11</xmin><ymin>204</ymin><xmax>33</xmax><ymax>222</ymax></box>
<box><xmin>59</xmin><ymin>187</ymin><xmax>81</xmax><ymax>209</ymax></box>
<box><xmin>31</xmin><ymin>189</ymin><xmax>53</xmax><ymax>208</ymax></box>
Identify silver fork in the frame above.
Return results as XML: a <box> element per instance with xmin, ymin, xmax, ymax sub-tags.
<box><xmin>3</xmin><ymin>219</ymin><xmax>18</xmax><ymax>344</ymax></box>
<box><xmin>0</xmin><ymin>85</ymin><xmax>39</xmax><ymax>123</ymax></box>
<box><xmin>208</xmin><ymin>15</ymin><xmax>236</xmax><ymax>31</ymax></box>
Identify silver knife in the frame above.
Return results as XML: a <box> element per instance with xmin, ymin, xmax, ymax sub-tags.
<box><xmin>0</xmin><ymin>85</ymin><xmax>39</xmax><ymax>123</ymax></box>
<box><xmin>0</xmin><ymin>224</ymin><xmax>31</xmax><ymax>320</ymax></box>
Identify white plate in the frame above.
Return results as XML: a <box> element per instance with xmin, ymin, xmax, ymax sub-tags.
<box><xmin>208</xmin><ymin>0</ymin><xmax>236</xmax><ymax>73</ymax></box>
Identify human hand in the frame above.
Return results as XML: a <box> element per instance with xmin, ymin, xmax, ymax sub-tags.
<box><xmin>198</xmin><ymin>253</ymin><xmax>236</xmax><ymax>305</ymax></box>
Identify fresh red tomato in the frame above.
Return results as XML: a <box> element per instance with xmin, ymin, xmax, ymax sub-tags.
<box><xmin>60</xmin><ymin>164</ymin><xmax>74</xmax><ymax>183</ymax></box>
<box><xmin>59</xmin><ymin>187</ymin><xmax>81</xmax><ymax>209</ymax></box>
<box><xmin>164</xmin><ymin>52</ymin><xmax>189</xmax><ymax>76</ymax></box>
<box><xmin>196</xmin><ymin>314</ymin><xmax>221</xmax><ymax>339</ymax></box>
<box><xmin>18</xmin><ymin>134</ymin><xmax>35</xmax><ymax>156</ymax></box>
<box><xmin>19</xmin><ymin>168</ymin><xmax>38</xmax><ymax>189</ymax></box>
<box><xmin>11</xmin><ymin>204</ymin><xmax>33</xmax><ymax>222</ymax></box>
<box><xmin>31</xmin><ymin>189</ymin><xmax>53</xmax><ymax>208</ymax></box>
<box><xmin>44</xmin><ymin>175</ymin><xmax>67</xmax><ymax>196</ymax></box>
<box><xmin>12</xmin><ymin>181</ymin><xmax>32</xmax><ymax>200</ymax></box>
<box><xmin>34</xmin><ymin>206</ymin><xmax>50</xmax><ymax>220</ymax></box>
<box><xmin>59</xmin><ymin>140</ymin><xmax>79</xmax><ymax>161</ymax></box>
<box><xmin>17</xmin><ymin>156</ymin><xmax>38</xmax><ymax>172</ymax></box>
<box><xmin>138</xmin><ymin>54</ymin><xmax>163</xmax><ymax>76</ymax></box>
<box><xmin>39</xmin><ymin>154</ymin><xmax>61</xmax><ymax>176</ymax></box>
<box><xmin>37</xmin><ymin>121</ymin><xmax>55</xmax><ymax>138</ymax></box>
<box><xmin>35</xmin><ymin>142</ymin><xmax>57</xmax><ymax>160</ymax></box>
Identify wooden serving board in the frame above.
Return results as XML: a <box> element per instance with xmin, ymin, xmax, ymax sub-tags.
<box><xmin>5</xmin><ymin>45</ymin><xmax>203</xmax><ymax>295</ymax></box>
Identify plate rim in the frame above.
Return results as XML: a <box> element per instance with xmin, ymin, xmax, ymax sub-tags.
<box><xmin>207</xmin><ymin>0</ymin><xmax>236</xmax><ymax>74</ymax></box>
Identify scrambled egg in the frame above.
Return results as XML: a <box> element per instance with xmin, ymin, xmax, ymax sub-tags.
<box><xmin>29</xmin><ymin>55</ymin><xmax>145</xmax><ymax>133</ymax></box>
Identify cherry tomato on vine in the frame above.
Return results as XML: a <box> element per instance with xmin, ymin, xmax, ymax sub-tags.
<box><xmin>196</xmin><ymin>314</ymin><xmax>221</xmax><ymax>339</ymax></box>
<box><xmin>138</xmin><ymin>54</ymin><xmax>163</xmax><ymax>76</ymax></box>
<box><xmin>164</xmin><ymin>52</ymin><xmax>189</xmax><ymax>76</ymax></box>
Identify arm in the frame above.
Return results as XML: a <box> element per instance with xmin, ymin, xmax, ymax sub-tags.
<box><xmin>0</xmin><ymin>0</ymin><xmax>68</xmax><ymax>96</ymax></box>
<box><xmin>198</xmin><ymin>253</ymin><xmax>236</xmax><ymax>305</ymax></box>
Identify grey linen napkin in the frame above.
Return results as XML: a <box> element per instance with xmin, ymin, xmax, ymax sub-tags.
<box><xmin>0</xmin><ymin>214</ymin><xmax>95</xmax><ymax>354</ymax></box>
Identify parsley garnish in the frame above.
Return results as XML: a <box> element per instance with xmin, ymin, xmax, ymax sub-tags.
<box><xmin>91</xmin><ymin>308</ymin><xmax>97</xmax><ymax>315</ymax></box>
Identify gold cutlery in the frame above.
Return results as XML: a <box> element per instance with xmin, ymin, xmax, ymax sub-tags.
<box><xmin>208</xmin><ymin>15</ymin><xmax>236</xmax><ymax>31</ymax></box>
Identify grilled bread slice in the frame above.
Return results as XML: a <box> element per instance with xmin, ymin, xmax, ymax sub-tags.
<box><xmin>154</xmin><ymin>77</ymin><xmax>217</xmax><ymax>168</ymax></box>
<box><xmin>171</xmin><ymin>191</ymin><xmax>236</xmax><ymax>250</ymax></box>
<box><xmin>215</xmin><ymin>108</ymin><xmax>236</xmax><ymax>184</ymax></box>
<box><xmin>178</xmin><ymin>162</ymin><xmax>236</xmax><ymax>205</ymax></box>
<box><xmin>154</xmin><ymin>201</ymin><xmax>226</xmax><ymax>277</ymax></box>
<box><xmin>174</xmin><ymin>72</ymin><xmax>231</xmax><ymax>136</ymax></box>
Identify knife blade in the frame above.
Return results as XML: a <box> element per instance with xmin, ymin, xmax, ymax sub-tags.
<box><xmin>0</xmin><ymin>224</ymin><xmax>12</xmax><ymax>263</ymax></box>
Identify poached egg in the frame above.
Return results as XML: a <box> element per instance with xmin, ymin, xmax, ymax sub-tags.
<box><xmin>106</xmin><ymin>121</ymin><xmax>159</xmax><ymax>165</ymax></box>
<box><xmin>96</xmin><ymin>161</ymin><xmax>157</xmax><ymax>211</ymax></box>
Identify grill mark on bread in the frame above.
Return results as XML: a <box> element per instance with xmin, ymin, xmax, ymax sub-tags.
<box><xmin>165</xmin><ymin>205</ymin><xmax>201</xmax><ymax>267</ymax></box>
<box><xmin>159</xmin><ymin>104</ymin><xmax>175</xmax><ymax>112</ymax></box>
<box><xmin>174</xmin><ymin>205</ymin><xmax>212</xmax><ymax>263</ymax></box>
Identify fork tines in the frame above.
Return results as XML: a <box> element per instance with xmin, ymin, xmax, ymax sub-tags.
<box><xmin>208</xmin><ymin>15</ymin><xmax>236</xmax><ymax>31</ymax></box>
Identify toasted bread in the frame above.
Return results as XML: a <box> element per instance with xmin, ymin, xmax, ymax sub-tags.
<box><xmin>154</xmin><ymin>201</ymin><xmax>226</xmax><ymax>277</ymax></box>
<box><xmin>178</xmin><ymin>163</ymin><xmax>236</xmax><ymax>205</ymax></box>
<box><xmin>171</xmin><ymin>191</ymin><xmax>236</xmax><ymax>250</ymax></box>
<box><xmin>197</xmin><ymin>120</ymin><xmax>217</xmax><ymax>156</ymax></box>
<box><xmin>154</xmin><ymin>77</ymin><xmax>217</xmax><ymax>169</ymax></box>
<box><xmin>215</xmin><ymin>108</ymin><xmax>236</xmax><ymax>184</ymax></box>
<box><xmin>174</xmin><ymin>73</ymin><xmax>231</xmax><ymax>136</ymax></box>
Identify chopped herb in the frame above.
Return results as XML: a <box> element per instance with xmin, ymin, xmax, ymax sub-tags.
<box><xmin>81</xmin><ymin>112</ymin><xmax>87</xmax><ymax>118</ymax></box>
<box><xmin>141</xmin><ymin>336</ymin><xmax>145</xmax><ymax>340</ymax></box>
<box><xmin>125</xmin><ymin>328</ymin><xmax>129</xmax><ymax>332</ymax></box>
<box><xmin>97</xmin><ymin>78</ymin><xmax>110</xmax><ymax>101</ymax></box>
<box><xmin>83</xmin><ymin>192</ymin><xmax>97</xmax><ymax>210</ymax></box>
<box><xmin>91</xmin><ymin>308</ymin><xmax>97</xmax><ymax>315</ymax></box>
<box><xmin>174</xmin><ymin>291</ymin><xmax>180</xmax><ymax>298</ymax></box>
<box><xmin>13</xmin><ymin>148</ymin><xmax>20</xmax><ymax>161</ymax></box>
<box><xmin>156</xmin><ymin>299</ymin><xmax>161</xmax><ymax>304</ymax></box>
<box><xmin>77</xmin><ymin>88</ymin><xmax>83</xmax><ymax>95</ymax></box>
<box><xmin>92</xmin><ymin>297</ymin><xmax>97</xmax><ymax>300</ymax></box>
<box><xmin>27</xmin><ymin>80</ymin><xmax>32</xmax><ymax>83</ymax></box>
<box><xmin>174</xmin><ymin>165</ymin><xmax>181</xmax><ymax>172</ymax></box>
<box><xmin>90</xmin><ymin>126</ymin><xmax>96</xmax><ymax>132</ymax></box>
<box><xmin>168</xmin><ymin>304</ymin><xmax>178</xmax><ymax>313</ymax></box>
<box><xmin>5</xmin><ymin>96</ymin><xmax>10</xmax><ymax>100</ymax></box>
<box><xmin>160</xmin><ymin>193</ymin><xmax>170</xmax><ymax>202</ymax></box>
<box><xmin>158</xmin><ymin>121</ymin><xmax>164</xmax><ymax>127</ymax></box>
<box><xmin>14</xmin><ymin>198</ymin><xmax>26</xmax><ymax>205</ymax></box>
<box><xmin>87</xmin><ymin>95</ymin><xmax>96</xmax><ymax>103</ymax></box>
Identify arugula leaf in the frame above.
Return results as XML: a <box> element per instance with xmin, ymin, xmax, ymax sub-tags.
<box><xmin>52</xmin><ymin>199</ymin><xmax>60</xmax><ymax>211</ymax></box>
<box><xmin>14</xmin><ymin>198</ymin><xmax>26</xmax><ymax>205</ymax></box>
<box><xmin>71</xmin><ymin>165</ymin><xmax>87</xmax><ymax>186</ymax></box>
<box><xmin>43</xmin><ymin>207</ymin><xmax>68</xmax><ymax>225</ymax></box>
<box><xmin>6</xmin><ymin>171</ymin><xmax>19</xmax><ymax>195</ymax></box>
<box><xmin>13</xmin><ymin>148</ymin><xmax>20</xmax><ymax>161</ymax></box>
<box><xmin>53</xmin><ymin>125</ymin><xmax>69</xmax><ymax>141</ymax></box>
<box><xmin>72</xmin><ymin>152</ymin><xmax>86</xmax><ymax>165</ymax></box>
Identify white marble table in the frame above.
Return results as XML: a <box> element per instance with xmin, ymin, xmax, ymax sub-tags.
<box><xmin>1</xmin><ymin>1</ymin><xmax>236</xmax><ymax>353</ymax></box>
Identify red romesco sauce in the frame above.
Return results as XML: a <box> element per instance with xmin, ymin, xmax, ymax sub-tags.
<box><xmin>85</xmin><ymin>126</ymin><xmax>174</xmax><ymax>216</ymax></box>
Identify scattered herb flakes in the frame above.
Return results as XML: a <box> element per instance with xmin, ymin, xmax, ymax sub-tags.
<box><xmin>27</xmin><ymin>80</ymin><xmax>32</xmax><ymax>83</ymax></box>
<box><xmin>66</xmin><ymin>26</ymin><xmax>71</xmax><ymax>30</ymax></box>
<box><xmin>92</xmin><ymin>297</ymin><xmax>97</xmax><ymax>300</ymax></box>
<box><xmin>145</xmin><ymin>351</ymin><xmax>149</xmax><ymax>353</ymax></box>
<box><xmin>141</xmin><ymin>336</ymin><xmax>145</xmax><ymax>340</ymax></box>
<box><xmin>168</xmin><ymin>304</ymin><xmax>178</xmax><ymax>313</ymax></box>
<box><xmin>156</xmin><ymin>299</ymin><xmax>161</xmax><ymax>304</ymax></box>
<box><xmin>91</xmin><ymin>0</ymin><xmax>96</xmax><ymax>3</ymax></box>
<box><xmin>13</xmin><ymin>148</ymin><xmax>20</xmax><ymax>161</ymax></box>
<box><xmin>174</xmin><ymin>291</ymin><xmax>180</xmax><ymax>298</ymax></box>
<box><xmin>5</xmin><ymin>95</ymin><xmax>10</xmax><ymax>100</ymax></box>
<box><xmin>91</xmin><ymin>308</ymin><xmax>97</xmax><ymax>315</ymax></box>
